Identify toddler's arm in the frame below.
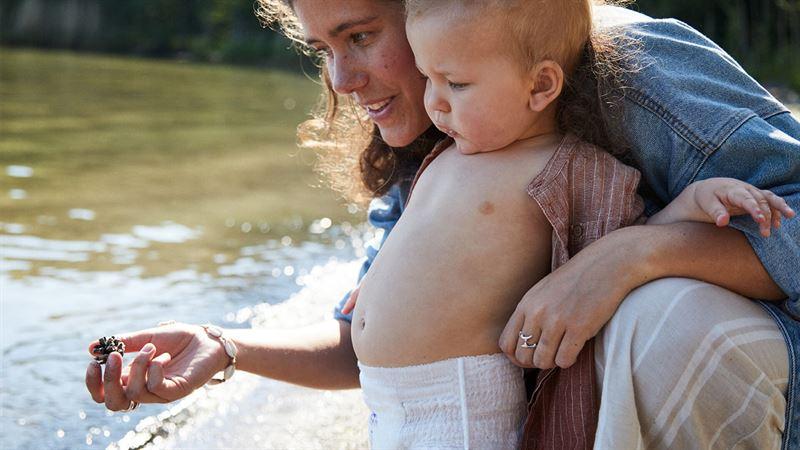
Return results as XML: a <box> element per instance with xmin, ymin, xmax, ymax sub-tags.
<box><xmin>647</xmin><ymin>177</ymin><xmax>795</xmax><ymax>237</ymax></box>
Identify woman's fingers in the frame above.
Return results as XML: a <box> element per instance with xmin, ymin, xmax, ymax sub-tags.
<box><xmin>103</xmin><ymin>352</ymin><xmax>131</xmax><ymax>411</ymax></box>
<box><xmin>146</xmin><ymin>352</ymin><xmax>184</xmax><ymax>401</ymax></box>
<box><xmin>125</xmin><ymin>344</ymin><xmax>157</xmax><ymax>403</ymax></box>
<box><xmin>86</xmin><ymin>361</ymin><xmax>105</xmax><ymax>403</ymax></box>
<box><xmin>533</xmin><ymin>325</ymin><xmax>565</xmax><ymax>370</ymax></box>
<box><xmin>499</xmin><ymin>310</ymin><xmax>527</xmax><ymax>367</ymax></box>
<box><xmin>514</xmin><ymin>324</ymin><xmax>542</xmax><ymax>369</ymax></box>
<box><xmin>554</xmin><ymin>331</ymin><xmax>586</xmax><ymax>369</ymax></box>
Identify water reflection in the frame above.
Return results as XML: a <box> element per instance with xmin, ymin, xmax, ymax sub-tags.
<box><xmin>1</xmin><ymin>222</ymin><xmax>371</xmax><ymax>449</ymax></box>
<box><xmin>0</xmin><ymin>48</ymin><xmax>366</xmax><ymax>449</ymax></box>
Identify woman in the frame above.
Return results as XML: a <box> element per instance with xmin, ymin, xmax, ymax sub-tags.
<box><xmin>86</xmin><ymin>1</ymin><xmax>799</xmax><ymax>448</ymax></box>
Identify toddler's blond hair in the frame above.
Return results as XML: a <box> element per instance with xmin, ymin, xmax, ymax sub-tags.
<box><xmin>405</xmin><ymin>0</ymin><xmax>592</xmax><ymax>75</ymax></box>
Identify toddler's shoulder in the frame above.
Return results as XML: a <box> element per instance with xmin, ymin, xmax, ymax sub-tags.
<box><xmin>566</xmin><ymin>137</ymin><xmax>640</xmax><ymax>177</ymax></box>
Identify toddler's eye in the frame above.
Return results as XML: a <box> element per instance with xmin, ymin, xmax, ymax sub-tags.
<box><xmin>448</xmin><ymin>81</ymin><xmax>468</xmax><ymax>90</ymax></box>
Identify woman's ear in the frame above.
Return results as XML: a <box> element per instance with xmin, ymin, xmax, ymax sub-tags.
<box><xmin>528</xmin><ymin>61</ymin><xmax>564</xmax><ymax>112</ymax></box>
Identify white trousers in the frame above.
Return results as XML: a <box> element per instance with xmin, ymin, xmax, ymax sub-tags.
<box><xmin>595</xmin><ymin>278</ymin><xmax>788</xmax><ymax>450</ymax></box>
<box><xmin>359</xmin><ymin>354</ymin><xmax>526</xmax><ymax>449</ymax></box>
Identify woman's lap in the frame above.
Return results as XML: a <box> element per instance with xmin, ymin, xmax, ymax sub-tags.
<box><xmin>594</xmin><ymin>277</ymin><xmax>788</xmax><ymax>450</ymax></box>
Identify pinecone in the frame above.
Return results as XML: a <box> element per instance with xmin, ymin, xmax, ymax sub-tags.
<box><xmin>92</xmin><ymin>336</ymin><xmax>125</xmax><ymax>364</ymax></box>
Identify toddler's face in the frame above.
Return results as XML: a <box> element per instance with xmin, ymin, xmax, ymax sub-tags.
<box><xmin>406</xmin><ymin>11</ymin><xmax>540</xmax><ymax>154</ymax></box>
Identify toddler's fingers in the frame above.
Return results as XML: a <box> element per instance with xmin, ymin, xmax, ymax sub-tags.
<box><xmin>764</xmin><ymin>190</ymin><xmax>795</xmax><ymax>219</ymax></box>
<box><xmin>698</xmin><ymin>194</ymin><xmax>730</xmax><ymax>227</ymax></box>
<box><xmin>728</xmin><ymin>188</ymin><xmax>765</xmax><ymax>226</ymax></box>
<box><xmin>747</xmin><ymin>187</ymin><xmax>773</xmax><ymax>237</ymax></box>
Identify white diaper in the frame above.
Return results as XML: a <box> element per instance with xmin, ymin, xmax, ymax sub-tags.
<box><xmin>358</xmin><ymin>353</ymin><xmax>526</xmax><ymax>449</ymax></box>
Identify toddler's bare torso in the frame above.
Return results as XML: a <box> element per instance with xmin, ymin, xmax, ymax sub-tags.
<box><xmin>352</xmin><ymin>135</ymin><xmax>560</xmax><ymax>367</ymax></box>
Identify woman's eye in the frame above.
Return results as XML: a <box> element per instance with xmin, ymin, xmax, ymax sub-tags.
<box><xmin>448</xmin><ymin>81</ymin><xmax>468</xmax><ymax>90</ymax></box>
<box><xmin>351</xmin><ymin>32</ymin><xmax>371</xmax><ymax>45</ymax></box>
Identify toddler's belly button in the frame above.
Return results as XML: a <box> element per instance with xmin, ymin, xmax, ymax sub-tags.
<box><xmin>359</xmin><ymin>317</ymin><xmax>365</xmax><ymax>330</ymax></box>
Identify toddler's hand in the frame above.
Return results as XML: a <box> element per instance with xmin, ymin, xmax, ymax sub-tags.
<box><xmin>341</xmin><ymin>286</ymin><xmax>360</xmax><ymax>315</ymax></box>
<box><xmin>691</xmin><ymin>177</ymin><xmax>794</xmax><ymax>236</ymax></box>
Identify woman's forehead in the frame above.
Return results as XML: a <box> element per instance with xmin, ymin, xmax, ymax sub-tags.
<box><xmin>293</xmin><ymin>0</ymin><xmax>401</xmax><ymax>42</ymax></box>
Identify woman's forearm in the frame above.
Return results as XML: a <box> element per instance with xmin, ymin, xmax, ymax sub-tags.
<box><xmin>226</xmin><ymin>319</ymin><xmax>360</xmax><ymax>390</ymax></box>
<box><xmin>621</xmin><ymin>222</ymin><xmax>786</xmax><ymax>300</ymax></box>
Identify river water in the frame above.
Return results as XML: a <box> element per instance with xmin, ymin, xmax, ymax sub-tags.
<box><xmin>0</xmin><ymin>48</ymin><xmax>372</xmax><ymax>449</ymax></box>
<box><xmin>1</xmin><ymin>221</ymin><xmax>373</xmax><ymax>449</ymax></box>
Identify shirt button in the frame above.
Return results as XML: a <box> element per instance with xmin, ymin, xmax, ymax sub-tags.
<box><xmin>572</xmin><ymin>225</ymin><xmax>583</xmax><ymax>238</ymax></box>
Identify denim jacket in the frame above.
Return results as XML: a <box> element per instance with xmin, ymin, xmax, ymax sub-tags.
<box><xmin>335</xmin><ymin>7</ymin><xmax>800</xmax><ymax>447</ymax></box>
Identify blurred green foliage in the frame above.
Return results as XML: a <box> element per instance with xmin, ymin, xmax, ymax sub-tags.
<box><xmin>636</xmin><ymin>0</ymin><xmax>800</xmax><ymax>90</ymax></box>
<box><xmin>0</xmin><ymin>0</ymin><xmax>798</xmax><ymax>88</ymax></box>
<box><xmin>0</xmin><ymin>0</ymin><xmax>301</xmax><ymax>67</ymax></box>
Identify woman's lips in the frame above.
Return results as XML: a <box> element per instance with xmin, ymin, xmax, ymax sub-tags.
<box><xmin>363</xmin><ymin>97</ymin><xmax>395</xmax><ymax>122</ymax></box>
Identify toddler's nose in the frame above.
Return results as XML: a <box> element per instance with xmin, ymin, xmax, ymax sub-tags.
<box><xmin>425</xmin><ymin>89</ymin><xmax>450</xmax><ymax>116</ymax></box>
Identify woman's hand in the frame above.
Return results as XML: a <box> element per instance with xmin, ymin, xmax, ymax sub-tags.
<box><xmin>499</xmin><ymin>229</ymin><xmax>647</xmax><ymax>370</ymax></box>
<box><xmin>85</xmin><ymin>322</ymin><xmax>230</xmax><ymax>411</ymax></box>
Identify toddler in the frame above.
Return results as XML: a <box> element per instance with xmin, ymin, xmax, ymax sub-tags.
<box><xmin>342</xmin><ymin>1</ymin><xmax>794</xmax><ymax>448</ymax></box>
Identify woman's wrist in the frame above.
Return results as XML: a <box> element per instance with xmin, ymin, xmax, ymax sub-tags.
<box><xmin>608</xmin><ymin>221</ymin><xmax>784</xmax><ymax>299</ymax></box>
<box><xmin>201</xmin><ymin>324</ymin><xmax>238</xmax><ymax>384</ymax></box>
<box><xmin>592</xmin><ymin>225</ymin><xmax>660</xmax><ymax>294</ymax></box>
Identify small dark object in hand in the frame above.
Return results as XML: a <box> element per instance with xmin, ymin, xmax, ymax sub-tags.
<box><xmin>92</xmin><ymin>336</ymin><xmax>125</xmax><ymax>364</ymax></box>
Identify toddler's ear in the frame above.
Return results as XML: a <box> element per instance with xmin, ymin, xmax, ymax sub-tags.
<box><xmin>528</xmin><ymin>61</ymin><xmax>564</xmax><ymax>112</ymax></box>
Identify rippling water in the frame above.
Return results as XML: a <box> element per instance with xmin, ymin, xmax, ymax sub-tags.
<box><xmin>0</xmin><ymin>49</ymin><xmax>371</xmax><ymax>449</ymax></box>
<box><xmin>1</xmin><ymin>223</ymin><xmax>373</xmax><ymax>449</ymax></box>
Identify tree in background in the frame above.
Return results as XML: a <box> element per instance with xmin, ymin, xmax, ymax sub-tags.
<box><xmin>1</xmin><ymin>0</ymin><xmax>798</xmax><ymax>89</ymax></box>
<box><xmin>637</xmin><ymin>0</ymin><xmax>800</xmax><ymax>90</ymax></box>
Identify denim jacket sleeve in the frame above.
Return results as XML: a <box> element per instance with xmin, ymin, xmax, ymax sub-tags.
<box><xmin>603</xmin><ymin>13</ymin><xmax>800</xmax><ymax>315</ymax></box>
<box><xmin>333</xmin><ymin>182</ymin><xmax>408</xmax><ymax>322</ymax></box>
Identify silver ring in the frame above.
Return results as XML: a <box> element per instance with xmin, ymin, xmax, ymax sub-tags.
<box><xmin>120</xmin><ymin>400</ymin><xmax>139</xmax><ymax>412</ymax></box>
<box><xmin>518</xmin><ymin>331</ymin><xmax>538</xmax><ymax>349</ymax></box>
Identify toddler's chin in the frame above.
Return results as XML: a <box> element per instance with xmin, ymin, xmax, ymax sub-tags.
<box><xmin>455</xmin><ymin>140</ymin><xmax>479</xmax><ymax>155</ymax></box>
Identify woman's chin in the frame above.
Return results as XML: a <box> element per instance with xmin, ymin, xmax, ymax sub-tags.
<box><xmin>377</xmin><ymin>122</ymin><xmax>431</xmax><ymax>148</ymax></box>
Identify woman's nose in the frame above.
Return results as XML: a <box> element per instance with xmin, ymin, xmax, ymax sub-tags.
<box><xmin>328</xmin><ymin>54</ymin><xmax>368</xmax><ymax>95</ymax></box>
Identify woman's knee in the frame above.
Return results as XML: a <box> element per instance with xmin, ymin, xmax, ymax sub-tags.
<box><xmin>597</xmin><ymin>277</ymin><xmax>788</xmax><ymax>388</ymax></box>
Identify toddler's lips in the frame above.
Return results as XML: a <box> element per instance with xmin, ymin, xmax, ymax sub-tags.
<box><xmin>435</xmin><ymin>124</ymin><xmax>459</xmax><ymax>138</ymax></box>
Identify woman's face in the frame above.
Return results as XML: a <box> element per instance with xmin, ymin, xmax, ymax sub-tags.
<box><xmin>293</xmin><ymin>0</ymin><xmax>431</xmax><ymax>147</ymax></box>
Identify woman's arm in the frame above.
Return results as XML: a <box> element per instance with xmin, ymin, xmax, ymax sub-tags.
<box><xmin>227</xmin><ymin>319</ymin><xmax>359</xmax><ymax>389</ymax></box>
<box><xmin>619</xmin><ymin>222</ymin><xmax>785</xmax><ymax>300</ymax></box>
<box><xmin>499</xmin><ymin>222</ymin><xmax>785</xmax><ymax>371</ymax></box>
<box><xmin>86</xmin><ymin>319</ymin><xmax>359</xmax><ymax>411</ymax></box>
